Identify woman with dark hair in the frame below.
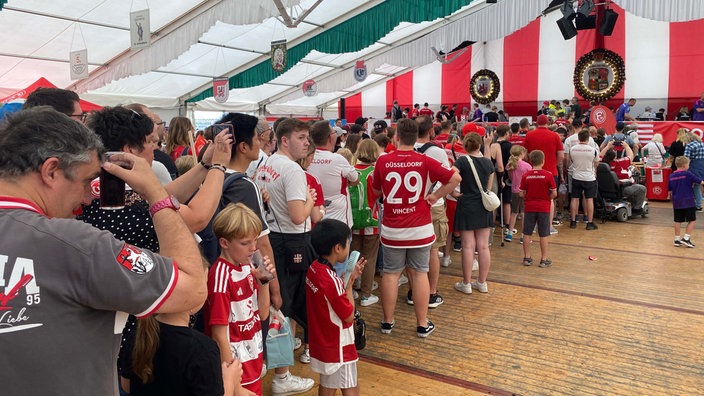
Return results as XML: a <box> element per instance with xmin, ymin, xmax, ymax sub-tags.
<box><xmin>345</xmin><ymin>133</ymin><xmax>362</xmax><ymax>154</ymax></box>
<box><xmin>453</xmin><ymin>132</ymin><xmax>495</xmax><ymax>296</ymax></box>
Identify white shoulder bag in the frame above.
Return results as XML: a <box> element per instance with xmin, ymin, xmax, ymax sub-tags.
<box><xmin>467</xmin><ymin>156</ymin><xmax>501</xmax><ymax>211</ymax></box>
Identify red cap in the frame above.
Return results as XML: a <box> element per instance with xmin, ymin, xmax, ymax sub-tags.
<box><xmin>461</xmin><ymin>122</ymin><xmax>485</xmax><ymax>137</ymax></box>
<box><xmin>543</xmin><ymin>101</ymin><xmax>550</xmax><ymax>106</ymax></box>
<box><xmin>537</xmin><ymin>114</ymin><xmax>549</xmax><ymax>125</ymax></box>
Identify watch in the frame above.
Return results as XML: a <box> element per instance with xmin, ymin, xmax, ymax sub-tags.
<box><xmin>149</xmin><ymin>195</ymin><xmax>180</xmax><ymax>217</ymax></box>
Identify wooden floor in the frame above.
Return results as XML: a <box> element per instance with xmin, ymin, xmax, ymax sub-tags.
<box><xmin>263</xmin><ymin>201</ymin><xmax>704</xmax><ymax>395</ymax></box>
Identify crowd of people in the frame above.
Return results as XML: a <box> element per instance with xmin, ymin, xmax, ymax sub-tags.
<box><xmin>1</xmin><ymin>87</ymin><xmax>703</xmax><ymax>396</ymax></box>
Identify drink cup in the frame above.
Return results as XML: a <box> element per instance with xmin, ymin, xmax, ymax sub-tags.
<box><xmin>268</xmin><ymin>316</ymin><xmax>282</xmax><ymax>337</ymax></box>
<box><xmin>100</xmin><ymin>152</ymin><xmax>127</xmax><ymax>210</ymax></box>
<box><xmin>250</xmin><ymin>250</ymin><xmax>274</xmax><ymax>281</ymax></box>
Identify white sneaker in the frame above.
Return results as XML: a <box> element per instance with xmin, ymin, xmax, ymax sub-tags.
<box><xmin>299</xmin><ymin>347</ymin><xmax>310</xmax><ymax>364</ymax></box>
<box><xmin>271</xmin><ymin>373</ymin><xmax>315</xmax><ymax>396</ymax></box>
<box><xmin>372</xmin><ymin>280</ymin><xmax>379</xmax><ymax>291</ymax></box>
<box><xmin>472</xmin><ymin>258</ymin><xmax>479</xmax><ymax>271</ymax></box>
<box><xmin>438</xmin><ymin>251</ymin><xmax>444</xmax><ymax>258</ymax></box>
<box><xmin>261</xmin><ymin>362</ymin><xmax>267</xmax><ymax>378</ymax></box>
<box><xmin>471</xmin><ymin>281</ymin><xmax>489</xmax><ymax>293</ymax></box>
<box><xmin>293</xmin><ymin>337</ymin><xmax>302</xmax><ymax>351</ymax></box>
<box><xmin>454</xmin><ymin>281</ymin><xmax>472</xmax><ymax>294</ymax></box>
<box><xmin>359</xmin><ymin>294</ymin><xmax>379</xmax><ymax>307</ymax></box>
<box><xmin>353</xmin><ymin>290</ymin><xmax>359</xmax><ymax>299</ymax></box>
<box><xmin>440</xmin><ymin>256</ymin><xmax>452</xmax><ymax>267</ymax></box>
<box><xmin>397</xmin><ymin>274</ymin><xmax>408</xmax><ymax>287</ymax></box>
<box><xmin>352</xmin><ymin>278</ymin><xmax>361</xmax><ymax>291</ymax></box>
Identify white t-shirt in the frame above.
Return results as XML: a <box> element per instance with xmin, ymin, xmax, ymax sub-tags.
<box><xmin>255</xmin><ymin>153</ymin><xmax>310</xmax><ymax>234</ymax></box>
<box><xmin>246</xmin><ymin>149</ymin><xmax>268</xmax><ymax>179</ymax></box>
<box><xmin>644</xmin><ymin>141</ymin><xmax>665</xmax><ymax>167</ymax></box>
<box><xmin>564</xmin><ymin>133</ymin><xmax>598</xmax><ymax>175</ymax></box>
<box><xmin>413</xmin><ymin>142</ymin><xmax>451</xmax><ymax>207</ymax></box>
<box><xmin>307</xmin><ymin>148</ymin><xmax>358</xmax><ymax>226</ymax></box>
<box><xmin>569</xmin><ymin>143</ymin><xmax>599</xmax><ymax>181</ymax></box>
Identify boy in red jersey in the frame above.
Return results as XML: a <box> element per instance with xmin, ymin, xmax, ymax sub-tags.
<box><xmin>206</xmin><ymin>203</ymin><xmax>277</xmax><ymax>396</ymax></box>
<box><xmin>519</xmin><ymin>150</ymin><xmax>557</xmax><ymax>268</ymax></box>
<box><xmin>371</xmin><ymin>118</ymin><xmax>461</xmax><ymax>338</ymax></box>
<box><xmin>306</xmin><ymin>219</ymin><xmax>366</xmax><ymax>396</ymax></box>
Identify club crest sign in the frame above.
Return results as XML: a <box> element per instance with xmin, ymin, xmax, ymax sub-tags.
<box><xmin>213</xmin><ymin>78</ymin><xmax>229</xmax><ymax>103</ymax></box>
<box><xmin>574</xmin><ymin>48</ymin><xmax>625</xmax><ymax>102</ymax></box>
<box><xmin>354</xmin><ymin>60</ymin><xmax>367</xmax><ymax>82</ymax></box>
<box><xmin>271</xmin><ymin>40</ymin><xmax>287</xmax><ymax>73</ymax></box>
<box><xmin>302</xmin><ymin>79</ymin><xmax>317</xmax><ymax>97</ymax></box>
<box><xmin>469</xmin><ymin>69</ymin><xmax>500</xmax><ymax>105</ymax></box>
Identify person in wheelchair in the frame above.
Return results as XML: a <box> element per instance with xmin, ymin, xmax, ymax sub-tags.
<box><xmin>600</xmin><ymin>142</ymin><xmax>647</xmax><ymax>213</ymax></box>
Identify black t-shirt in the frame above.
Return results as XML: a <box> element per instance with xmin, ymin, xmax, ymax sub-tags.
<box><xmin>154</xmin><ymin>149</ymin><xmax>178</xmax><ymax>180</ymax></box>
<box><xmin>570</xmin><ymin>103</ymin><xmax>583</xmax><ymax>120</ymax></box>
<box><xmin>120</xmin><ymin>322</ymin><xmax>224</xmax><ymax>396</ymax></box>
<box><xmin>484</xmin><ymin>111</ymin><xmax>499</xmax><ymax>122</ymax></box>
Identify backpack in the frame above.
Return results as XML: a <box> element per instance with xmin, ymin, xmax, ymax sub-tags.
<box><xmin>197</xmin><ymin>172</ymin><xmax>247</xmax><ymax>264</ymax></box>
<box><xmin>393</xmin><ymin>105</ymin><xmax>403</xmax><ymax>121</ymax></box>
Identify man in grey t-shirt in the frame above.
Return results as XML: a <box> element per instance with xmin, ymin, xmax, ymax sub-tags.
<box><xmin>0</xmin><ymin>107</ymin><xmax>206</xmax><ymax>395</ymax></box>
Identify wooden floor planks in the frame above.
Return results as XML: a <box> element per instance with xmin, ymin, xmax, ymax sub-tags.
<box><xmin>260</xmin><ymin>201</ymin><xmax>703</xmax><ymax>395</ymax></box>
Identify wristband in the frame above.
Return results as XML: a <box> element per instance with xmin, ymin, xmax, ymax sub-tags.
<box><xmin>199</xmin><ymin>160</ymin><xmax>212</xmax><ymax>170</ymax></box>
<box><xmin>260</xmin><ymin>278</ymin><xmax>270</xmax><ymax>285</ymax></box>
<box><xmin>209</xmin><ymin>164</ymin><xmax>227</xmax><ymax>173</ymax></box>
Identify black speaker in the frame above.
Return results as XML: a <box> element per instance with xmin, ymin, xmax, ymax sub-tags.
<box><xmin>576</xmin><ymin>15</ymin><xmax>596</xmax><ymax>30</ymax></box>
<box><xmin>557</xmin><ymin>17</ymin><xmax>577</xmax><ymax>40</ymax></box>
<box><xmin>339</xmin><ymin>98</ymin><xmax>346</xmax><ymax>120</ymax></box>
<box><xmin>599</xmin><ymin>9</ymin><xmax>619</xmax><ymax>36</ymax></box>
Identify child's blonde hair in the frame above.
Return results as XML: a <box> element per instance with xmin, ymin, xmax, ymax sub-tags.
<box><xmin>675</xmin><ymin>156</ymin><xmax>690</xmax><ymax>169</ymax></box>
<box><xmin>174</xmin><ymin>155</ymin><xmax>197</xmax><ymax>176</ymax></box>
<box><xmin>213</xmin><ymin>203</ymin><xmax>262</xmax><ymax>241</ymax></box>
<box><xmin>506</xmin><ymin>145</ymin><xmax>527</xmax><ymax>171</ymax></box>
<box><xmin>336</xmin><ymin>147</ymin><xmax>354</xmax><ymax>164</ymax></box>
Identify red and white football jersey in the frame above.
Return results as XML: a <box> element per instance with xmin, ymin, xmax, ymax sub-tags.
<box><xmin>372</xmin><ymin>150</ymin><xmax>454</xmax><ymax>248</ymax></box>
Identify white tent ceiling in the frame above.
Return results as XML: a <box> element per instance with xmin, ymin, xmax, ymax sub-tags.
<box><xmin>2</xmin><ymin>0</ymin><xmax>703</xmax><ymax>116</ymax></box>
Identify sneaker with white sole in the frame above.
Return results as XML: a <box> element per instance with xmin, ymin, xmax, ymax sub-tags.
<box><xmin>359</xmin><ymin>294</ymin><xmax>379</xmax><ymax>307</ymax></box>
<box><xmin>453</xmin><ymin>238</ymin><xmax>462</xmax><ymax>252</ymax></box>
<box><xmin>293</xmin><ymin>337</ymin><xmax>302</xmax><ymax>351</ymax></box>
<box><xmin>397</xmin><ymin>274</ymin><xmax>408</xmax><ymax>287</ymax></box>
<box><xmin>428</xmin><ymin>293</ymin><xmax>444</xmax><ymax>308</ymax></box>
<box><xmin>471</xmin><ymin>281</ymin><xmax>489</xmax><ymax>293</ymax></box>
<box><xmin>472</xmin><ymin>258</ymin><xmax>479</xmax><ymax>271</ymax></box>
<box><xmin>380</xmin><ymin>320</ymin><xmax>395</xmax><ymax>334</ymax></box>
<box><xmin>271</xmin><ymin>373</ymin><xmax>315</xmax><ymax>396</ymax></box>
<box><xmin>674</xmin><ymin>239</ymin><xmax>682</xmax><ymax>247</ymax></box>
<box><xmin>440</xmin><ymin>256</ymin><xmax>452</xmax><ymax>267</ymax></box>
<box><xmin>454</xmin><ymin>281</ymin><xmax>472</xmax><ymax>294</ymax></box>
<box><xmin>299</xmin><ymin>347</ymin><xmax>310</xmax><ymax>364</ymax></box>
<box><xmin>417</xmin><ymin>320</ymin><xmax>436</xmax><ymax>338</ymax></box>
<box><xmin>406</xmin><ymin>289</ymin><xmax>414</xmax><ymax>305</ymax></box>
<box><xmin>372</xmin><ymin>280</ymin><xmax>379</xmax><ymax>291</ymax></box>
<box><xmin>353</xmin><ymin>290</ymin><xmax>359</xmax><ymax>300</ymax></box>
<box><xmin>680</xmin><ymin>238</ymin><xmax>695</xmax><ymax>248</ymax></box>
<box><xmin>504</xmin><ymin>233</ymin><xmax>513</xmax><ymax>242</ymax></box>
<box><xmin>438</xmin><ymin>251</ymin><xmax>444</xmax><ymax>258</ymax></box>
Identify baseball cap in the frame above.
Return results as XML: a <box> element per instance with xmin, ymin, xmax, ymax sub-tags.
<box><xmin>615</xmin><ymin>121</ymin><xmax>625</xmax><ymax>130</ymax></box>
<box><xmin>461</xmin><ymin>122</ymin><xmax>485</xmax><ymax>137</ymax></box>
<box><xmin>543</xmin><ymin>101</ymin><xmax>550</xmax><ymax>106</ymax></box>
<box><xmin>333</xmin><ymin>126</ymin><xmax>347</xmax><ymax>136</ymax></box>
<box><xmin>537</xmin><ymin>114</ymin><xmax>549</xmax><ymax>125</ymax></box>
<box><xmin>354</xmin><ymin>117</ymin><xmax>368</xmax><ymax>126</ymax></box>
<box><xmin>373</xmin><ymin>120</ymin><xmax>388</xmax><ymax>133</ymax></box>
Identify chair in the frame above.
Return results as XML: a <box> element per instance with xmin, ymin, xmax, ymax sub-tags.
<box><xmin>595</xmin><ymin>163</ymin><xmax>633</xmax><ymax>222</ymax></box>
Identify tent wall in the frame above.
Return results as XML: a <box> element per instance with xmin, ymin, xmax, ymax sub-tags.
<box><xmin>342</xmin><ymin>4</ymin><xmax>704</xmax><ymax>123</ymax></box>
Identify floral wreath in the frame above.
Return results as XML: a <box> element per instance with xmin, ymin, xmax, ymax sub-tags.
<box><xmin>573</xmin><ymin>48</ymin><xmax>625</xmax><ymax>102</ymax></box>
<box><xmin>469</xmin><ymin>69</ymin><xmax>500</xmax><ymax>105</ymax></box>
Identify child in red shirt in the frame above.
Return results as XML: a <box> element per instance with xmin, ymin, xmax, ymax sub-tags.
<box><xmin>306</xmin><ymin>219</ymin><xmax>366</xmax><ymax>396</ymax></box>
<box><xmin>519</xmin><ymin>150</ymin><xmax>557</xmax><ymax>267</ymax></box>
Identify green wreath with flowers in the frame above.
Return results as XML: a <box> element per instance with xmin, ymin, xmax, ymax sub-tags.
<box><xmin>469</xmin><ymin>69</ymin><xmax>500</xmax><ymax>105</ymax></box>
<box><xmin>573</xmin><ymin>48</ymin><xmax>625</xmax><ymax>102</ymax></box>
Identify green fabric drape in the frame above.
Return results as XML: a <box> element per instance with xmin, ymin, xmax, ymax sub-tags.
<box><xmin>0</xmin><ymin>0</ymin><xmax>6</xmax><ymax>11</ymax></box>
<box><xmin>188</xmin><ymin>0</ymin><xmax>475</xmax><ymax>103</ymax></box>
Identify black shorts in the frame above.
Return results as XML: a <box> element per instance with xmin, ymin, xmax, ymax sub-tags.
<box><xmin>674</xmin><ymin>207</ymin><xmax>697</xmax><ymax>223</ymax></box>
<box><xmin>570</xmin><ymin>179</ymin><xmax>597</xmax><ymax>199</ymax></box>
<box><xmin>268</xmin><ymin>232</ymin><xmax>311</xmax><ymax>329</ymax></box>
<box><xmin>523</xmin><ymin>211</ymin><xmax>551</xmax><ymax>237</ymax></box>
<box><xmin>501</xmin><ymin>185</ymin><xmax>512</xmax><ymax>204</ymax></box>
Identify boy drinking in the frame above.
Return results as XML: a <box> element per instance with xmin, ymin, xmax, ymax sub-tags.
<box><xmin>205</xmin><ymin>203</ymin><xmax>277</xmax><ymax>395</ymax></box>
<box><xmin>668</xmin><ymin>156</ymin><xmax>704</xmax><ymax>248</ymax></box>
<box><xmin>306</xmin><ymin>219</ymin><xmax>366</xmax><ymax>396</ymax></box>
<box><xmin>519</xmin><ymin>150</ymin><xmax>557</xmax><ymax>267</ymax></box>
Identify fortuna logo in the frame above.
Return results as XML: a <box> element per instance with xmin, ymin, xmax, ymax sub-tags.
<box><xmin>116</xmin><ymin>244</ymin><xmax>155</xmax><ymax>274</ymax></box>
<box><xmin>0</xmin><ymin>255</ymin><xmax>42</xmax><ymax>333</ymax></box>
<box><xmin>293</xmin><ymin>253</ymin><xmax>303</xmax><ymax>264</ymax></box>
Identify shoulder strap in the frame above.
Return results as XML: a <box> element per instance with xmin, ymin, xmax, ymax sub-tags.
<box><xmin>415</xmin><ymin>142</ymin><xmax>435</xmax><ymax>154</ymax></box>
<box><xmin>467</xmin><ymin>156</ymin><xmax>487</xmax><ymax>192</ymax></box>
<box><xmin>223</xmin><ymin>171</ymin><xmax>246</xmax><ymax>192</ymax></box>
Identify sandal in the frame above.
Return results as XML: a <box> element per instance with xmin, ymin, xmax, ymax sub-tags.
<box><xmin>539</xmin><ymin>259</ymin><xmax>552</xmax><ymax>268</ymax></box>
<box><xmin>522</xmin><ymin>257</ymin><xmax>533</xmax><ymax>266</ymax></box>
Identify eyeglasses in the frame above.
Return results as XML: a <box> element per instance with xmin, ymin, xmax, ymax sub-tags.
<box><xmin>128</xmin><ymin>108</ymin><xmax>144</xmax><ymax>120</ymax></box>
<box><xmin>69</xmin><ymin>112</ymin><xmax>88</xmax><ymax>122</ymax></box>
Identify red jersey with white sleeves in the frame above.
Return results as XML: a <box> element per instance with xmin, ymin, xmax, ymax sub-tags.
<box><xmin>308</xmin><ymin>149</ymin><xmax>358</xmax><ymax>226</ymax></box>
<box><xmin>372</xmin><ymin>150</ymin><xmax>455</xmax><ymax>248</ymax></box>
<box><xmin>305</xmin><ymin>260</ymin><xmax>357</xmax><ymax>375</ymax></box>
<box><xmin>205</xmin><ymin>258</ymin><xmax>263</xmax><ymax>388</ymax></box>
<box><xmin>519</xmin><ymin>169</ymin><xmax>556</xmax><ymax>213</ymax></box>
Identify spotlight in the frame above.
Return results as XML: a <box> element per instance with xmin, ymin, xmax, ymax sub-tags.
<box><xmin>557</xmin><ymin>16</ymin><xmax>577</xmax><ymax>40</ymax></box>
<box><xmin>560</xmin><ymin>0</ymin><xmax>576</xmax><ymax>21</ymax></box>
<box><xmin>599</xmin><ymin>8</ymin><xmax>619</xmax><ymax>36</ymax></box>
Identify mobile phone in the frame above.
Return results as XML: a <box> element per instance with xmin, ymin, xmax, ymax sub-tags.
<box><xmin>323</xmin><ymin>199</ymin><xmax>332</xmax><ymax>207</ymax></box>
<box><xmin>212</xmin><ymin>123</ymin><xmax>235</xmax><ymax>143</ymax></box>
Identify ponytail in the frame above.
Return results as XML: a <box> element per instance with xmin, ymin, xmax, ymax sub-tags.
<box><xmin>506</xmin><ymin>145</ymin><xmax>526</xmax><ymax>171</ymax></box>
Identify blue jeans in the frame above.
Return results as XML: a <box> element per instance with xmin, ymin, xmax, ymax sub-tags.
<box><xmin>694</xmin><ymin>182</ymin><xmax>703</xmax><ymax>209</ymax></box>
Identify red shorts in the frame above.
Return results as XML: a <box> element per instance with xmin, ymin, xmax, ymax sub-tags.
<box><xmin>446</xmin><ymin>199</ymin><xmax>457</xmax><ymax>233</ymax></box>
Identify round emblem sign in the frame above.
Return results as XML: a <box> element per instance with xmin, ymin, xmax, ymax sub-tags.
<box><xmin>469</xmin><ymin>69</ymin><xmax>500</xmax><ymax>105</ymax></box>
<box><xmin>573</xmin><ymin>48</ymin><xmax>625</xmax><ymax>102</ymax></box>
<box><xmin>302</xmin><ymin>79</ymin><xmax>317</xmax><ymax>97</ymax></box>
